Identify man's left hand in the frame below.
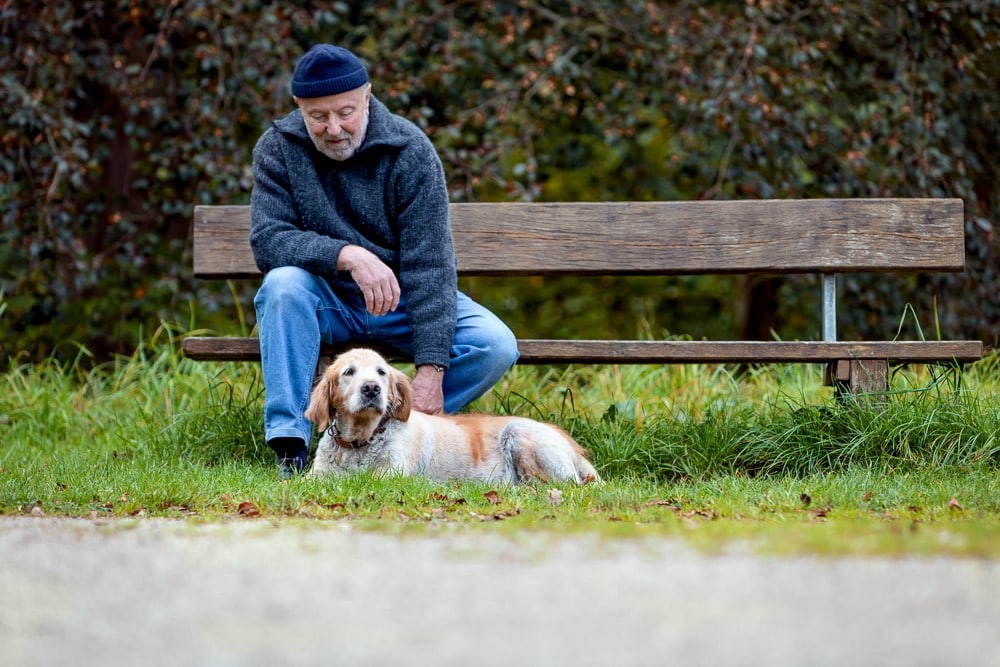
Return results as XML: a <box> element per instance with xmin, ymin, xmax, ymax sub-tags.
<box><xmin>412</xmin><ymin>365</ymin><xmax>445</xmax><ymax>414</ymax></box>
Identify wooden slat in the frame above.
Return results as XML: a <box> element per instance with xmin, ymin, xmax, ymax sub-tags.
<box><xmin>451</xmin><ymin>199</ymin><xmax>965</xmax><ymax>275</ymax></box>
<box><xmin>192</xmin><ymin>199</ymin><xmax>966</xmax><ymax>278</ymax></box>
<box><xmin>193</xmin><ymin>205</ymin><xmax>261</xmax><ymax>279</ymax></box>
<box><xmin>182</xmin><ymin>337</ymin><xmax>982</xmax><ymax>365</ymax></box>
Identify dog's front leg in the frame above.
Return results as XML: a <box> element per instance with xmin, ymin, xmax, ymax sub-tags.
<box><xmin>306</xmin><ymin>435</ymin><xmax>345</xmax><ymax>479</ymax></box>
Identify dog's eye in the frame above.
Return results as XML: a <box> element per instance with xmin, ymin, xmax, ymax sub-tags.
<box><xmin>377</xmin><ymin>367</ymin><xmax>387</xmax><ymax>376</ymax></box>
<box><xmin>343</xmin><ymin>367</ymin><xmax>355</xmax><ymax>377</ymax></box>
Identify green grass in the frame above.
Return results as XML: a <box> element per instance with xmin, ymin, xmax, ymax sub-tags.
<box><xmin>1</xmin><ymin>325</ymin><xmax>998</xmax><ymax>557</ymax></box>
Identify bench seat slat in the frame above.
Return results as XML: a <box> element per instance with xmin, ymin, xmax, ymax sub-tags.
<box><xmin>182</xmin><ymin>337</ymin><xmax>982</xmax><ymax>365</ymax></box>
<box><xmin>192</xmin><ymin>198</ymin><xmax>966</xmax><ymax>278</ymax></box>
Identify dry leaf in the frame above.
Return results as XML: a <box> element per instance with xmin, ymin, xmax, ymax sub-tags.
<box><xmin>547</xmin><ymin>488</ymin><xmax>563</xmax><ymax>506</ymax></box>
<box><xmin>800</xmin><ymin>493</ymin><xmax>812</xmax><ymax>507</ymax></box>
<box><xmin>811</xmin><ymin>505</ymin><xmax>831</xmax><ymax>519</ymax></box>
<box><xmin>947</xmin><ymin>498</ymin><xmax>964</xmax><ymax>511</ymax></box>
<box><xmin>237</xmin><ymin>501</ymin><xmax>260</xmax><ymax>517</ymax></box>
<box><xmin>645</xmin><ymin>499</ymin><xmax>681</xmax><ymax>509</ymax></box>
<box><xmin>484</xmin><ymin>490</ymin><xmax>502</xmax><ymax>505</ymax></box>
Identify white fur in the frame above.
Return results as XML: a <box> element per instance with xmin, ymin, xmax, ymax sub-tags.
<box><xmin>304</xmin><ymin>348</ymin><xmax>600</xmax><ymax>484</ymax></box>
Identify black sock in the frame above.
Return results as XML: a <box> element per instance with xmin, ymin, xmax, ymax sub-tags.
<box><xmin>268</xmin><ymin>437</ymin><xmax>307</xmax><ymax>458</ymax></box>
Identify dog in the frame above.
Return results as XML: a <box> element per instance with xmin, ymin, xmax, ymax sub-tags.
<box><xmin>304</xmin><ymin>348</ymin><xmax>600</xmax><ymax>485</ymax></box>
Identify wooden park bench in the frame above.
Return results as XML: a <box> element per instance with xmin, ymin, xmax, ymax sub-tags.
<box><xmin>183</xmin><ymin>199</ymin><xmax>983</xmax><ymax>395</ymax></box>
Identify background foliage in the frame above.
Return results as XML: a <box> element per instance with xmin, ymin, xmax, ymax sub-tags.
<box><xmin>2</xmin><ymin>0</ymin><xmax>998</xmax><ymax>367</ymax></box>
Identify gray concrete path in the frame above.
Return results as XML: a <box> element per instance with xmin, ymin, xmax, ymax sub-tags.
<box><xmin>1</xmin><ymin>517</ymin><xmax>997</xmax><ymax>667</ymax></box>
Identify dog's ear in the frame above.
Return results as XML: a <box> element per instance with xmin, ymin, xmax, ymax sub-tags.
<box><xmin>305</xmin><ymin>367</ymin><xmax>339</xmax><ymax>431</ymax></box>
<box><xmin>389</xmin><ymin>368</ymin><xmax>412</xmax><ymax>422</ymax></box>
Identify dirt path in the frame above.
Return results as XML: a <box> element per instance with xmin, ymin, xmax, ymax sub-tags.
<box><xmin>1</xmin><ymin>517</ymin><xmax>997</xmax><ymax>667</ymax></box>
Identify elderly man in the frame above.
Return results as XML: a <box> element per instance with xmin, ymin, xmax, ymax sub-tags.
<box><xmin>250</xmin><ymin>44</ymin><xmax>519</xmax><ymax>477</ymax></box>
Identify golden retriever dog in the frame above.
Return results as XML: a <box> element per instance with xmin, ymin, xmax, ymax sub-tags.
<box><xmin>305</xmin><ymin>348</ymin><xmax>599</xmax><ymax>484</ymax></box>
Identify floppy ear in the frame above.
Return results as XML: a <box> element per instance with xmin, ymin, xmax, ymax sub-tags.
<box><xmin>305</xmin><ymin>368</ymin><xmax>340</xmax><ymax>431</ymax></box>
<box><xmin>389</xmin><ymin>368</ymin><xmax>412</xmax><ymax>422</ymax></box>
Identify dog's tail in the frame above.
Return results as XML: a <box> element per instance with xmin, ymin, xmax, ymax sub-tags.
<box><xmin>506</xmin><ymin>421</ymin><xmax>601</xmax><ymax>485</ymax></box>
<box><xmin>572</xmin><ymin>451</ymin><xmax>601</xmax><ymax>485</ymax></box>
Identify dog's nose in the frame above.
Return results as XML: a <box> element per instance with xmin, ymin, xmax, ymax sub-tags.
<box><xmin>361</xmin><ymin>382</ymin><xmax>381</xmax><ymax>399</ymax></box>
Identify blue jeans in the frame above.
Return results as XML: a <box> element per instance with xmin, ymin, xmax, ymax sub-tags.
<box><xmin>253</xmin><ymin>266</ymin><xmax>519</xmax><ymax>444</ymax></box>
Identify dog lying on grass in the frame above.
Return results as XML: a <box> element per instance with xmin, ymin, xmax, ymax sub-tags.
<box><xmin>305</xmin><ymin>348</ymin><xmax>599</xmax><ymax>485</ymax></box>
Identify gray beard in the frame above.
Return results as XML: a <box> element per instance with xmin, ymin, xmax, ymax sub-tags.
<box><xmin>310</xmin><ymin>112</ymin><xmax>369</xmax><ymax>162</ymax></box>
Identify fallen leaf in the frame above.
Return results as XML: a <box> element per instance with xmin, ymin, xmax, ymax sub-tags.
<box><xmin>547</xmin><ymin>488</ymin><xmax>563</xmax><ymax>506</ymax></box>
<box><xmin>862</xmin><ymin>491</ymin><xmax>873</xmax><ymax>502</ymax></box>
<box><xmin>484</xmin><ymin>490</ymin><xmax>502</xmax><ymax>505</ymax></box>
<box><xmin>800</xmin><ymin>493</ymin><xmax>812</xmax><ymax>507</ymax></box>
<box><xmin>237</xmin><ymin>501</ymin><xmax>260</xmax><ymax>517</ymax></box>
<box><xmin>811</xmin><ymin>505</ymin><xmax>831</xmax><ymax>519</ymax></box>
<box><xmin>947</xmin><ymin>498</ymin><xmax>964</xmax><ymax>511</ymax></box>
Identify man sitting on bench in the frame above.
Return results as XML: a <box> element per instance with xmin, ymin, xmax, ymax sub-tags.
<box><xmin>249</xmin><ymin>43</ymin><xmax>519</xmax><ymax>477</ymax></box>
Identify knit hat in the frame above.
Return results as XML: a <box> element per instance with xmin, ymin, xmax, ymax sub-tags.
<box><xmin>291</xmin><ymin>44</ymin><xmax>369</xmax><ymax>98</ymax></box>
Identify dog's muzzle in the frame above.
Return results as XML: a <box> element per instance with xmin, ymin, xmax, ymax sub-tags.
<box><xmin>359</xmin><ymin>381</ymin><xmax>382</xmax><ymax>409</ymax></box>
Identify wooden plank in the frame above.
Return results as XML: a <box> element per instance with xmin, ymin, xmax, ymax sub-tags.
<box><xmin>193</xmin><ymin>199</ymin><xmax>966</xmax><ymax>278</ymax></box>
<box><xmin>451</xmin><ymin>199</ymin><xmax>966</xmax><ymax>275</ymax></box>
<box><xmin>192</xmin><ymin>205</ymin><xmax>261</xmax><ymax>279</ymax></box>
<box><xmin>182</xmin><ymin>337</ymin><xmax>982</xmax><ymax>365</ymax></box>
<box><xmin>844</xmin><ymin>359</ymin><xmax>889</xmax><ymax>395</ymax></box>
<box><xmin>182</xmin><ymin>338</ymin><xmax>405</xmax><ymax>363</ymax></box>
<box><xmin>513</xmin><ymin>340</ymin><xmax>983</xmax><ymax>364</ymax></box>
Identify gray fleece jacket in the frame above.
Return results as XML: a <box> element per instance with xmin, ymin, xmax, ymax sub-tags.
<box><xmin>249</xmin><ymin>97</ymin><xmax>457</xmax><ymax>369</ymax></box>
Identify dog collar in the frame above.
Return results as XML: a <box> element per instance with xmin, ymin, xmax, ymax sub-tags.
<box><xmin>326</xmin><ymin>419</ymin><xmax>389</xmax><ymax>450</ymax></box>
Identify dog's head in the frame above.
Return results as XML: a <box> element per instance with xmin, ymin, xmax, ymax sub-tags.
<box><xmin>305</xmin><ymin>348</ymin><xmax>412</xmax><ymax>432</ymax></box>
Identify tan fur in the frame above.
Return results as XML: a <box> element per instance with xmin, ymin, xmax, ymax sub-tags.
<box><xmin>305</xmin><ymin>348</ymin><xmax>600</xmax><ymax>485</ymax></box>
<box><xmin>449</xmin><ymin>414</ymin><xmax>489</xmax><ymax>465</ymax></box>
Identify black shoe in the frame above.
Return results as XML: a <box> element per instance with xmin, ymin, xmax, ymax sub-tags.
<box><xmin>269</xmin><ymin>438</ymin><xmax>308</xmax><ymax>479</ymax></box>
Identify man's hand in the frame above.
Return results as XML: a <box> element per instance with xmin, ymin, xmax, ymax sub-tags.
<box><xmin>337</xmin><ymin>245</ymin><xmax>401</xmax><ymax>316</ymax></box>
<box><xmin>411</xmin><ymin>365</ymin><xmax>445</xmax><ymax>414</ymax></box>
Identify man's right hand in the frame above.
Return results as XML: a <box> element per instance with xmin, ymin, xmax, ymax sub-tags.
<box><xmin>337</xmin><ymin>245</ymin><xmax>401</xmax><ymax>316</ymax></box>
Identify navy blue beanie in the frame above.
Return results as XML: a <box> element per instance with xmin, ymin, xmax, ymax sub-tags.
<box><xmin>291</xmin><ymin>44</ymin><xmax>369</xmax><ymax>98</ymax></box>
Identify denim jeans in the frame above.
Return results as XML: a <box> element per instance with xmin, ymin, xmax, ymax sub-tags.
<box><xmin>253</xmin><ymin>266</ymin><xmax>519</xmax><ymax>444</ymax></box>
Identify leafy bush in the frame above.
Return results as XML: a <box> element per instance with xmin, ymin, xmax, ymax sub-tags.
<box><xmin>2</xmin><ymin>0</ymin><xmax>997</xmax><ymax>367</ymax></box>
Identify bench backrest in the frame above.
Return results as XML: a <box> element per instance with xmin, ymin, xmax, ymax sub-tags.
<box><xmin>192</xmin><ymin>199</ymin><xmax>965</xmax><ymax>279</ymax></box>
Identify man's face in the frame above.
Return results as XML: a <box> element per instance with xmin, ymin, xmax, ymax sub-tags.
<box><xmin>296</xmin><ymin>83</ymin><xmax>371</xmax><ymax>161</ymax></box>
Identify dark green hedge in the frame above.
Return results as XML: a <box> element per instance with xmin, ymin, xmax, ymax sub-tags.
<box><xmin>2</xmin><ymin>0</ymin><xmax>997</xmax><ymax>366</ymax></box>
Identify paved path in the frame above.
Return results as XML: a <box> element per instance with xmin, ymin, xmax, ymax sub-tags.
<box><xmin>1</xmin><ymin>517</ymin><xmax>997</xmax><ymax>666</ymax></box>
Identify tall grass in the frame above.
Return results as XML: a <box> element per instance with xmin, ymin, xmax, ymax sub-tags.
<box><xmin>0</xmin><ymin>324</ymin><xmax>997</xmax><ymax>529</ymax></box>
